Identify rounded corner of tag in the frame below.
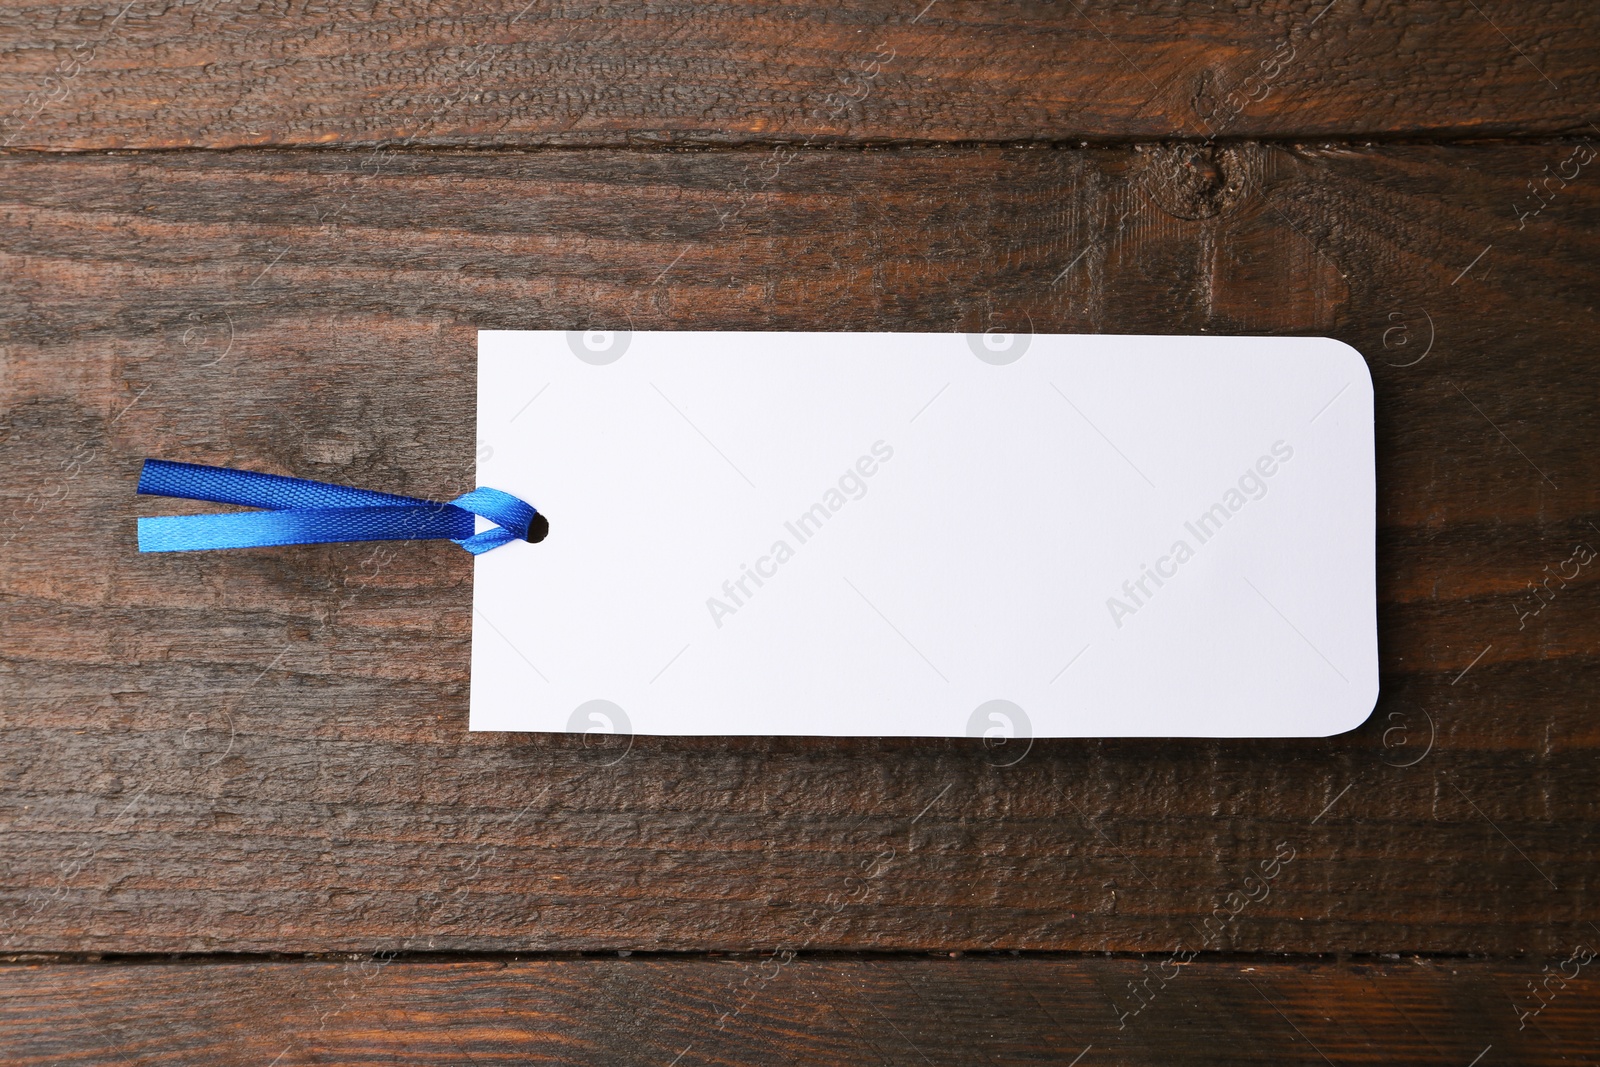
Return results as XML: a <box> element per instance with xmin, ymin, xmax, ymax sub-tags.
<box><xmin>1312</xmin><ymin>336</ymin><xmax>1375</xmax><ymax>395</ymax></box>
<box><xmin>1318</xmin><ymin>679</ymin><xmax>1381</xmax><ymax>738</ymax></box>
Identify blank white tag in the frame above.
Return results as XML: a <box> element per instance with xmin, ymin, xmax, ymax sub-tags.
<box><xmin>472</xmin><ymin>330</ymin><xmax>1376</xmax><ymax>738</ymax></box>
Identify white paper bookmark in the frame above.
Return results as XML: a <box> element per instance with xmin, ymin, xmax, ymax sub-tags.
<box><xmin>471</xmin><ymin>330</ymin><xmax>1377</xmax><ymax>738</ymax></box>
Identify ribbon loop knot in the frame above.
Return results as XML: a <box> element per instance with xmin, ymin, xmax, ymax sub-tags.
<box><xmin>135</xmin><ymin>460</ymin><xmax>543</xmax><ymax>555</ymax></box>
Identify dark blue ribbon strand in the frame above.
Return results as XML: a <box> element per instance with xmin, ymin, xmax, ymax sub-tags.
<box><xmin>135</xmin><ymin>460</ymin><xmax>544</xmax><ymax>555</ymax></box>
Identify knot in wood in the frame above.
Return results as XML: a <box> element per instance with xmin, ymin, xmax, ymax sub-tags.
<box><xmin>1139</xmin><ymin>144</ymin><xmax>1254</xmax><ymax>220</ymax></box>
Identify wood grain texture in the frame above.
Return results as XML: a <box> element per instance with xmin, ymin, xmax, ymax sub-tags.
<box><xmin>2</xmin><ymin>956</ymin><xmax>1596</xmax><ymax>1065</ymax></box>
<box><xmin>1</xmin><ymin>1</ymin><xmax>1599</xmax><ymax>150</ymax></box>
<box><xmin>2</xmin><ymin>142</ymin><xmax>1598</xmax><ymax>956</ymax></box>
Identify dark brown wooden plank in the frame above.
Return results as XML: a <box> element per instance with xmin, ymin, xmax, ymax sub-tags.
<box><xmin>2</xmin><ymin>956</ymin><xmax>1597</xmax><ymax>1065</ymax></box>
<box><xmin>2</xmin><ymin>142</ymin><xmax>1598</xmax><ymax>955</ymax></box>
<box><xmin>1</xmin><ymin>1</ymin><xmax>1598</xmax><ymax>149</ymax></box>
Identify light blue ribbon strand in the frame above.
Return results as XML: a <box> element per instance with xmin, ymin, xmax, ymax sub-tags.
<box><xmin>135</xmin><ymin>460</ymin><xmax>544</xmax><ymax>555</ymax></box>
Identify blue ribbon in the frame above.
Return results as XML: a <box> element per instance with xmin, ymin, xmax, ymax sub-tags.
<box><xmin>135</xmin><ymin>460</ymin><xmax>545</xmax><ymax>555</ymax></box>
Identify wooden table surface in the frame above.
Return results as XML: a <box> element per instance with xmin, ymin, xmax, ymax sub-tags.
<box><xmin>3</xmin><ymin>2</ymin><xmax>1597</xmax><ymax>1063</ymax></box>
